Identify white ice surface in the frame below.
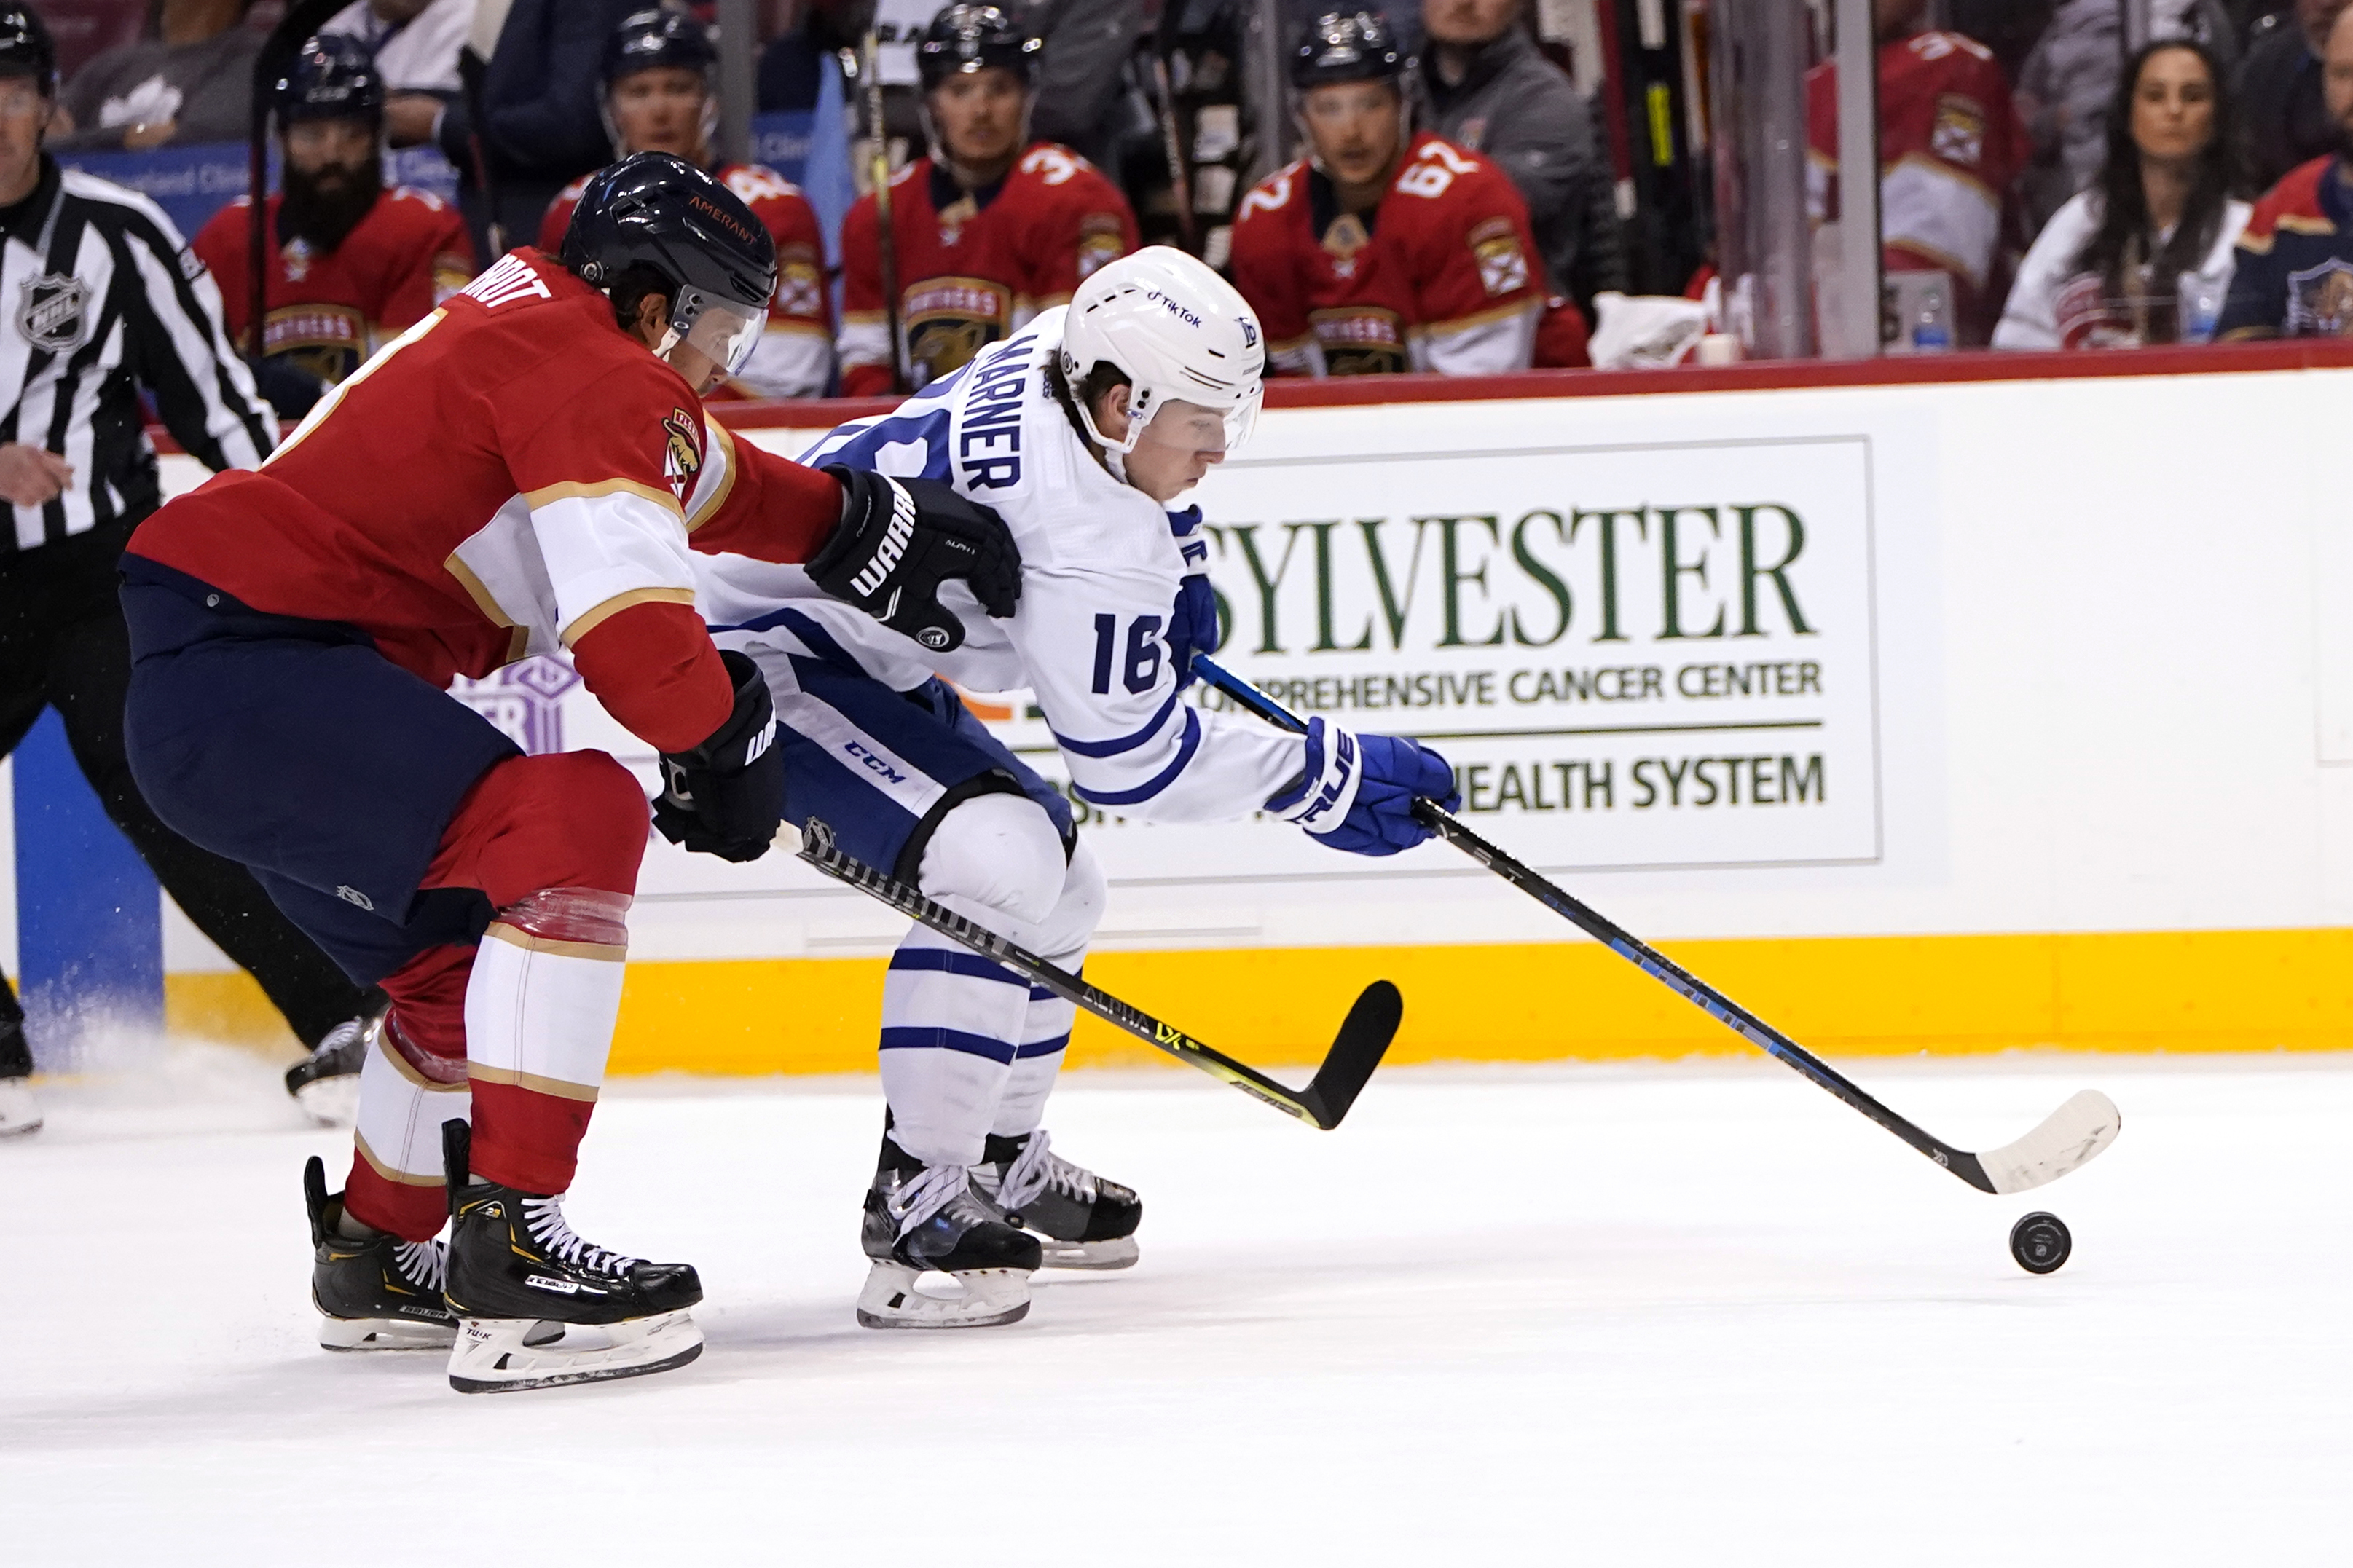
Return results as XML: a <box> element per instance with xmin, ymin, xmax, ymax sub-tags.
<box><xmin>4</xmin><ymin>1051</ymin><xmax>2348</xmax><ymax>1563</ymax></box>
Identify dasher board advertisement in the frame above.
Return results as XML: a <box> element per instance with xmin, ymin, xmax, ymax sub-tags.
<box><xmin>974</xmin><ymin>430</ymin><xmax>1885</xmax><ymax>880</ymax></box>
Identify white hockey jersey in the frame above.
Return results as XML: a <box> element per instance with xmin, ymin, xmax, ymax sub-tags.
<box><xmin>694</xmin><ymin>309</ymin><xmax>1307</xmax><ymax>822</ymax></box>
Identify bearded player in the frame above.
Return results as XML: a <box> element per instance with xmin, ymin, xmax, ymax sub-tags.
<box><xmin>1229</xmin><ymin>8</ymin><xmax>1546</xmax><ymax>377</ymax></box>
<box><xmin>119</xmin><ymin>154</ymin><xmax>1021</xmax><ymax>1392</ymax></box>
<box><xmin>194</xmin><ymin>34</ymin><xmax>473</xmax><ymax>419</ymax></box>
<box><xmin>838</xmin><ymin>3</ymin><xmax>1139</xmax><ymax>397</ymax></box>
<box><xmin>541</xmin><ymin>8</ymin><xmax>830</xmax><ymax>399</ymax></box>
<box><xmin>695</xmin><ymin>248</ymin><xmax>1458</xmax><ymax>1331</ymax></box>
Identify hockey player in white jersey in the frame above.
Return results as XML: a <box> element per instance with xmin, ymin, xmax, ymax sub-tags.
<box><xmin>694</xmin><ymin>248</ymin><xmax>1458</xmax><ymax>1328</ymax></box>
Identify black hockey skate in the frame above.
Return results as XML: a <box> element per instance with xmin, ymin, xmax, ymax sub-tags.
<box><xmin>303</xmin><ymin>1155</ymin><xmax>455</xmax><ymax>1351</ymax></box>
<box><xmin>972</xmin><ymin>1130</ymin><xmax>1141</xmax><ymax>1271</ymax></box>
<box><xmin>284</xmin><ymin>1012</ymin><xmax>379</xmax><ymax>1128</ymax></box>
<box><xmin>858</xmin><ymin>1132</ymin><xmax>1040</xmax><ymax>1329</ymax></box>
<box><xmin>439</xmin><ymin>1123</ymin><xmax>704</xmax><ymax>1394</ymax></box>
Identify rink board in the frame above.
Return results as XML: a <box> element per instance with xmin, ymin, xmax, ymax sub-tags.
<box><xmin>28</xmin><ymin>344</ymin><xmax>2353</xmax><ymax>1067</ymax></box>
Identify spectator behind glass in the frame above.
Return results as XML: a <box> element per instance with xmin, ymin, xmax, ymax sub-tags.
<box><xmin>1805</xmin><ymin>0</ymin><xmax>2031</xmax><ymax>347</ymax></box>
<box><xmin>320</xmin><ymin>0</ymin><xmax>477</xmax><ymax>149</ymax></box>
<box><xmin>2233</xmin><ymin>0</ymin><xmax>2343</xmax><ymax>192</ymax></box>
<box><xmin>2218</xmin><ymin>2</ymin><xmax>2353</xmax><ymax>336</ymax></box>
<box><xmin>50</xmin><ymin>0</ymin><xmax>259</xmax><ymax>151</ymax></box>
<box><xmin>1417</xmin><ymin>0</ymin><xmax>1623</xmax><ymax>316</ymax></box>
<box><xmin>2016</xmin><ymin>0</ymin><xmax>2237</xmax><ymax>234</ymax></box>
<box><xmin>432</xmin><ymin>0</ymin><xmax>640</xmax><ymax>261</ymax></box>
<box><xmin>1998</xmin><ymin>41</ymin><xmax>2248</xmax><ymax>350</ymax></box>
<box><xmin>1018</xmin><ymin>0</ymin><xmax>1145</xmax><ymax>176</ymax></box>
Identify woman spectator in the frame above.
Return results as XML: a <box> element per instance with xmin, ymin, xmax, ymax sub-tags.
<box><xmin>1996</xmin><ymin>39</ymin><xmax>2250</xmax><ymax>350</ymax></box>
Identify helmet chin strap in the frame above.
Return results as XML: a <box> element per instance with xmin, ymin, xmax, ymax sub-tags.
<box><xmin>1068</xmin><ymin>382</ymin><xmax>1142</xmax><ymax>485</ymax></box>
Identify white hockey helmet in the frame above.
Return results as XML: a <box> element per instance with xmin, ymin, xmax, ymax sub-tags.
<box><xmin>1060</xmin><ymin>246</ymin><xmax>1265</xmax><ymax>456</ymax></box>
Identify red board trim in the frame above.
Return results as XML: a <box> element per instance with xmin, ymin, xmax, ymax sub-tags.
<box><xmin>146</xmin><ymin>340</ymin><xmax>2353</xmax><ymax>452</ymax></box>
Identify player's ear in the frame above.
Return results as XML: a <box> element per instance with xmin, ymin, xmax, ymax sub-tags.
<box><xmin>1091</xmin><ymin>382</ymin><xmax>1132</xmax><ymax>442</ymax></box>
<box><xmin>632</xmin><ymin>291</ymin><xmax>669</xmax><ymax>347</ymax></box>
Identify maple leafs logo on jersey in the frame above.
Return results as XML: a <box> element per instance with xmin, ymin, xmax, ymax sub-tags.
<box><xmin>662</xmin><ymin>408</ymin><xmax>702</xmax><ymax>500</ymax></box>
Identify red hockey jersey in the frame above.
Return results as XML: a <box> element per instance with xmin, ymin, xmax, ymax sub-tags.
<box><xmin>1807</xmin><ymin>30</ymin><xmax>2028</xmax><ymax>325</ymax></box>
<box><xmin>838</xmin><ymin>143</ymin><xmax>1138</xmax><ymax>397</ymax></box>
<box><xmin>541</xmin><ymin>161</ymin><xmax>831</xmax><ymax>401</ymax></box>
<box><xmin>1229</xmin><ymin>132</ymin><xmax>1544</xmax><ymax>377</ymax></box>
<box><xmin>193</xmin><ymin>185</ymin><xmax>474</xmax><ymax>385</ymax></box>
<box><xmin>126</xmin><ymin>250</ymin><xmax>842</xmax><ymax>752</ymax></box>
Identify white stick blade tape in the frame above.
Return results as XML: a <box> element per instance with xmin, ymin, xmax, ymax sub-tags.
<box><xmin>1979</xmin><ymin>1090</ymin><xmax>2123</xmax><ymax>1195</ymax></box>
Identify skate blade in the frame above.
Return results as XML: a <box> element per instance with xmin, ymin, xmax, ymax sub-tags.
<box><xmin>291</xmin><ymin>1074</ymin><xmax>361</xmax><ymax>1129</ymax></box>
<box><xmin>318</xmin><ymin>1313</ymin><xmax>457</xmax><ymax>1352</ymax></box>
<box><xmin>0</xmin><ymin>1117</ymin><xmax>41</xmax><ymax>1138</ymax></box>
<box><xmin>855</xmin><ymin>1261</ymin><xmax>1032</xmax><ymax>1329</ymax></box>
<box><xmin>1035</xmin><ymin>1234</ymin><xmax>1139</xmax><ymax>1271</ymax></box>
<box><xmin>447</xmin><ymin>1309</ymin><xmax>702</xmax><ymax>1393</ymax></box>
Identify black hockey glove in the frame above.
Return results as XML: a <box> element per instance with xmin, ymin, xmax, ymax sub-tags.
<box><xmin>653</xmin><ymin>650</ymin><xmax>785</xmax><ymax>864</ymax></box>
<box><xmin>806</xmin><ymin>465</ymin><xmax>1021</xmax><ymax>653</ymax></box>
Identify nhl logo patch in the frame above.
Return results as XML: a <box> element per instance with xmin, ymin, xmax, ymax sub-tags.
<box><xmin>16</xmin><ymin>272</ymin><xmax>91</xmax><ymax>354</ymax></box>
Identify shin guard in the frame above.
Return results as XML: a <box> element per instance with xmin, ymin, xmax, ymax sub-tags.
<box><xmin>345</xmin><ymin>1017</ymin><xmax>471</xmax><ymax>1242</ymax></box>
<box><xmin>464</xmin><ymin>888</ymin><xmax>629</xmax><ymax>1195</ymax></box>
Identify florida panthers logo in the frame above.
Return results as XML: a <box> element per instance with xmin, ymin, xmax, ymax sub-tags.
<box><xmin>661</xmin><ymin>407</ymin><xmax>702</xmax><ymax>499</ymax></box>
<box><xmin>15</xmin><ymin>273</ymin><xmax>90</xmax><ymax>354</ymax></box>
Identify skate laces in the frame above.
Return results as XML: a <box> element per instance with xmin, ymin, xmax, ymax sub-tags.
<box><xmin>997</xmin><ymin>1130</ymin><xmax>1096</xmax><ymax>1212</ymax></box>
<box><xmin>887</xmin><ymin>1161</ymin><xmax>986</xmax><ymax>1237</ymax></box>
<box><xmin>393</xmin><ymin>1239</ymin><xmax>446</xmax><ymax>1293</ymax></box>
<box><xmin>521</xmin><ymin>1195</ymin><xmax>641</xmax><ymax>1277</ymax></box>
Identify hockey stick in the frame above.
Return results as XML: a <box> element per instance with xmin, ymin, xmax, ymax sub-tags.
<box><xmin>1195</xmin><ymin>657</ymin><xmax>2122</xmax><ymax>1194</ymax></box>
<box><xmin>795</xmin><ymin>818</ymin><xmax>1401</xmax><ymax>1130</ymax></box>
<box><xmin>857</xmin><ymin>31</ymin><xmax>905</xmax><ymax>390</ymax></box>
<box><xmin>1148</xmin><ymin>54</ymin><xmax>1198</xmax><ymax>253</ymax></box>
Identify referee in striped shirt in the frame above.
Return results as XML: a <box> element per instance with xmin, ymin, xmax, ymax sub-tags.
<box><xmin>0</xmin><ymin>6</ymin><xmax>378</xmax><ymax>1138</ymax></box>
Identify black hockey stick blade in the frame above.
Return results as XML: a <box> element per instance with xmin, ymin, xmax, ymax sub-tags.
<box><xmin>1295</xmin><ymin>978</ymin><xmax>1402</xmax><ymax>1130</ymax></box>
<box><xmin>1194</xmin><ymin>657</ymin><xmax>2124</xmax><ymax>1191</ymax></box>
<box><xmin>794</xmin><ymin>819</ymin><xmax>1402</xmax><ymax>1129</ymax></box>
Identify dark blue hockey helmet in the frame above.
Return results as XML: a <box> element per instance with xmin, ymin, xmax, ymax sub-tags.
<box><xmin>1290</xmin><ymin>9</ymin><xmax>1405</xmax><ymax>90</ymax></box>
<box><xmin>0</xmin><ymin>4</ymin><xmax>57</xmax><ymax>97</ymax></box>
<box><xmin>559</xmin><ymin>151</ymin><xmax>777</xmax><ymax>374</ymax></box>
<box><xmin>275</xmin><ymin>34</ymin><xmax>384</xmax><ymax>125</ymax></box>
<box><xmin>602</xmin><ymin>7</ymin><xmax>718</xmax><ymax>89</ymax></box>
<box><xmin>916</xmin><ymin>4</ymin><xmax>1042</xmax><ymax>93</ymax></box>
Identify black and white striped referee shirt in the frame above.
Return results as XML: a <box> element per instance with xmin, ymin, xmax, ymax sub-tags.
<box><xmin>0</xmin><ymin>154</ymin><xmax>275</xmax><ymax>555</ymax></box>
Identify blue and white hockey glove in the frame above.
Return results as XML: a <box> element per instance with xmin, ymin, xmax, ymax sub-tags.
<box><xmin>1166</xmin><ymin>506</ymin><xmax>1217</xmax><ymax>691</ymax></box>
<box><xmin>1265</xmin><ymin>717</ymin><xmax>1460</xmax><ymax>856</ymax></box>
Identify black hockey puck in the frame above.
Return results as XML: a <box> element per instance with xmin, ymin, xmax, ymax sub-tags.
<box><xmin>2008</xmin><ymin>1211</ymin><xmax>2071</xmax><ymax>1275</ymax></box>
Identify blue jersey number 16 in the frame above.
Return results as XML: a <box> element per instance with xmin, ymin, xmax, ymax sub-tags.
<box><xmin>1090</xmin><ymin>613</ymin><xmax>1165</xmax><ymax>695</ymax></box>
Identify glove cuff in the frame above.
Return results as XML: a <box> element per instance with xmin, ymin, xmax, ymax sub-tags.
<box><xmin>1268</xmin><ymin>717</ymin><xmax>1364</xmax><ymax>837</ymax></box>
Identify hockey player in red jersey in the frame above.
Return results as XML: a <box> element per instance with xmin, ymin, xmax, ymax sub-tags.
<box><xmin>118</xmin><ymin>154</ymin><xmax>1022</xmax><ymax>1394</ymax></box>
<box><xmin>1230</xmin><ymin>9</ymin><xmax>1545</xmax><ymax>377</ymax></box>
<box><xmin>838</xmin><ymin>4</ymin><xmax>1139</xmax><ymax>397</ymax></box>
<box><xmin>539</xmin><ymin>9</ymin><xmax>830</xmax><ymax>399</ymax></box>
<box><xmin>194</xmin><ymin>34</ymin><xmax>473</xmax><ymax>419</ymax></box>
<box><xmin>1806</xmin><ymin>0</ymin><xmax>2030</xmax><ymax>346</ymax></box>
